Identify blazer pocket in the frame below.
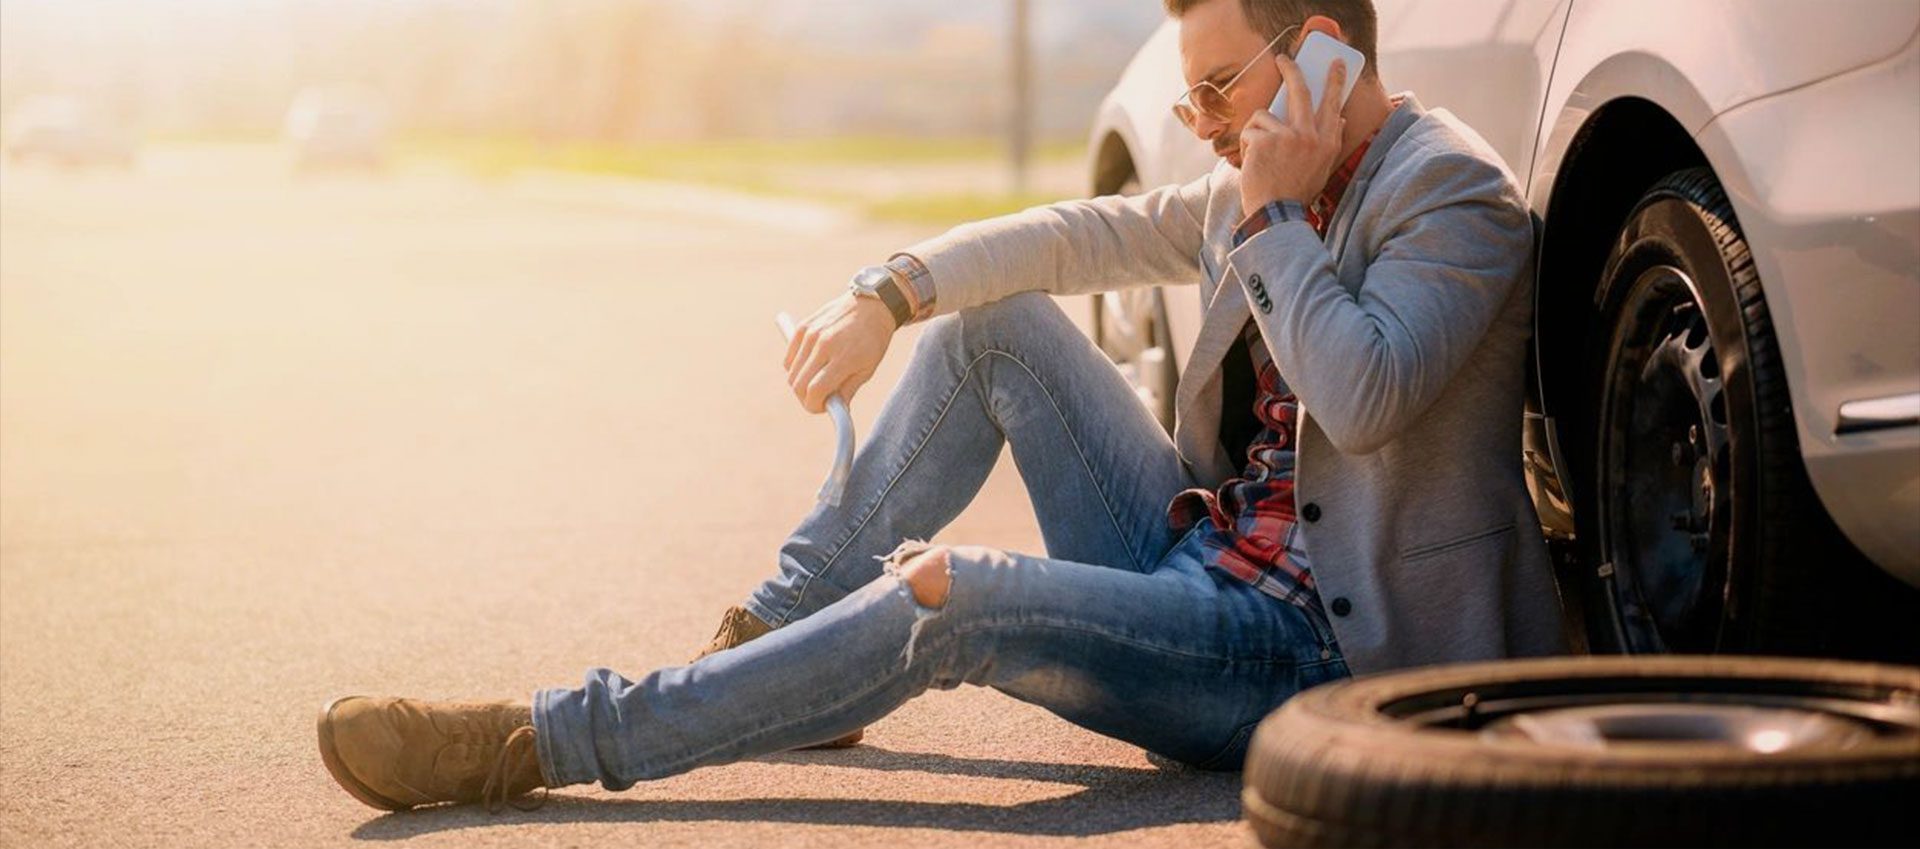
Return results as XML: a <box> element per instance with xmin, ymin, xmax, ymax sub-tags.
<box><xmin>1400</xmin><ymin>522</ymin><xmax>1515</xmax><ymax>563</ymax></box>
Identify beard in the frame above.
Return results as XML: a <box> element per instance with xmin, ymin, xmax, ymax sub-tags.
<box><xmin>1215</xmin><ymin>134</ymin><xmax>1243</xmax><ymax>168</ymax></box>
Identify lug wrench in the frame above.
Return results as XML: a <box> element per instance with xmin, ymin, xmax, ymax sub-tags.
<box><xmin>775</xmin><ymin>312</ymin><xmax>854</xmax><ymax>507</ymax></box>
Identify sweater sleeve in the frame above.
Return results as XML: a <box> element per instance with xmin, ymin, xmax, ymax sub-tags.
<box><xmin>893</xmin><ymin>167</ymin><xmax>1217</xmax><ymax>318</ymax></box>
<box><xmin>1221</xmin><ymin>151</ymin><xmax>1533</xmax><ymax>456</ymax></box>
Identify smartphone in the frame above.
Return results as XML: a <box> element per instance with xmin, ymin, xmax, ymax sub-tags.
<box><xmin>1269</xmin><ymin>31</ymin><xmax>1366</xmax><ymax>123</ymax></box>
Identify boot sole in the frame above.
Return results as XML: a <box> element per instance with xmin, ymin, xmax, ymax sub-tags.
<box><xmin>802</xmin><ymin>728</ymin><xmax>865</xmax><ymax>749</ymax></box>
<box><xmin>317</xmin><ymin>696</ymin><xmax>414</xmax><ymax>812</ymax></box>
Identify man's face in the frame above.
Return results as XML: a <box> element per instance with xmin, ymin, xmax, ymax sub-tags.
<box><xmin>1176</xmin><ymin>0</ymin><xmax>1290</xmax><ymax>169</ymax></box>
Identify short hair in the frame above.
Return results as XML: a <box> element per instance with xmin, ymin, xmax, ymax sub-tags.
<box><xmin>1163</xmin><ymin>0</ymin><xmax>1379</xmax><ymax>75</ymax></box>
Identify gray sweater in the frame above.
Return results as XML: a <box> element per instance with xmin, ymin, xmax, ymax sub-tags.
<box><xmin>899</xmin><ymin>92</ymin><xmax>1568</xmax><ymax>674</ymax></box>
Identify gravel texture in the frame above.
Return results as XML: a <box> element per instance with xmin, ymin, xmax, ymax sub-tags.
<box><xmin>0</xmin><ymin>149</ymin><xmax>1252</xmax><ymax>848</ymax></box>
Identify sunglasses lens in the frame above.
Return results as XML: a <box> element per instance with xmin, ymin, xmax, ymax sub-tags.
<box><xmin>1172</xmin><ymin>103</ymin><xmax>1197</xmax><ymax>129</ymax></box>
<box><xmin>1174</xmin><ymin>85</ymin><xmax>1233</xmax><ymax>129</ymax></box>
<box><xmin>1192</xmin><ymin>86</ymin><xmax>1231</xmax><ymax>121</ymax></box>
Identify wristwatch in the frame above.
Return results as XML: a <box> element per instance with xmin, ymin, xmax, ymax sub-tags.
<box><xmin>848</xmin><ymin>265</ymin><xmax>912</xmax><ymax>329</ymax></box>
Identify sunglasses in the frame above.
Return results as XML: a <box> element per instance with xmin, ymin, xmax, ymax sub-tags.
<box><xmin>1171</xmin><ymin>24</ymin><xmax>1302</xmax><ymax>131</ymax></box>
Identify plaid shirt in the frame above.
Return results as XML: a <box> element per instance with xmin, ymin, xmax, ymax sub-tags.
<box><xmin>1166</xmin><ymin>124</ymin><xmax>1384</xmax><ymax>619</ymax></box>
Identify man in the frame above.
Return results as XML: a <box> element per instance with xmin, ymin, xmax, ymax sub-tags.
<box><xmin>316</xmin><ymin>0</ymin><xmax>1568</xmax><ymax>813</ymax></box>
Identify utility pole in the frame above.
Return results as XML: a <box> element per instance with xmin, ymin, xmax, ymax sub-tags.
<box><xmin>1009</xmin><ymin>0</ymin><xmax>1033</xmax><ymax>193</ymax></box>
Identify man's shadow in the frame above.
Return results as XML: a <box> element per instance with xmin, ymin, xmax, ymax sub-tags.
<box><xmin>349</xmin><ymin>745</ymin><xmax>1243</xmax><ymax>840</ymax></box>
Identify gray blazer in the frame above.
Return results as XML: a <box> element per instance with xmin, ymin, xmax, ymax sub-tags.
<box><xmin>899</xmin><ymin>93</ymin><xmax>1568</xmax><ymax>674</ymax></box>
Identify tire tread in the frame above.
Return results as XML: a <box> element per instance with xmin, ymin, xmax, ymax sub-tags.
<box><xmin>1243</xmin><ymin>656</ymin><xmax>1920</xmax><ymax>847</ymax></box>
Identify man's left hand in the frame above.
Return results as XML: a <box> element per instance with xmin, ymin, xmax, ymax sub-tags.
<box><xmin>1239</xmin><ymin>55</ymin><xmax>1348</xmax><ymax>213</ymax></box>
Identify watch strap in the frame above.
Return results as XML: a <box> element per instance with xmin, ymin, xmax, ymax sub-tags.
<box><xmin>850</xmin><ymin>267</ymin><xmax>913</xmax><ymax>328</ymax></box>
<box><xmin>871</xmin><ymin>273</ymin><xmax>912</xmax><ymax>328</ymax></box>
<box><xmin>884</xmin><ymin>254</ymin><xmax>937</xmax><ymax>323</ymax></box>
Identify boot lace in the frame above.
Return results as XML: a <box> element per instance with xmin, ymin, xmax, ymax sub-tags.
<box><xmin>481</xmin><ymin>725</ymin><xmax>547</xmax><ymax>814</ymax></box>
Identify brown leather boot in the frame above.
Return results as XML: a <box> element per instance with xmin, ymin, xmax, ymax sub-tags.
<box><xmin>317</xmin><ymin>696</ymin><xmax>548</xmax><ymax>813</ymax></box>
<box><xmin>693</xmin><ymin>605</ymin><xmax>865</xmax><ymax>748</ymax></box>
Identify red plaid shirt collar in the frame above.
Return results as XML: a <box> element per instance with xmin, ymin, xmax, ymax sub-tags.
<box><xmin>1305</xmin><ymin>129</ymin><xmax>1376</xmax><ymax>234</ymax></box>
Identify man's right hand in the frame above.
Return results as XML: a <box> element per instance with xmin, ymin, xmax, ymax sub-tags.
<box><xmin>784</xmin><ymin>291</ymin><xmax>896</xmax><ymax>414</ymax></box>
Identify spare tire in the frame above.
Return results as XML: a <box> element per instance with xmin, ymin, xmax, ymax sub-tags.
<box><xmin>1242</xmin><ymin>656</ymin><xmax>1919</xmax><ymax>848</ymax></box>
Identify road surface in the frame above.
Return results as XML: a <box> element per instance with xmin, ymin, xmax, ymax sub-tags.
<box><xmin>0</xmin><ymin>148</ymin><xmax>1248</xmax><ymax>847</ymax></box>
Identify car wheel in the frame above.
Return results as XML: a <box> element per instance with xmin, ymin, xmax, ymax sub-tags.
<box><xmin>1241</xmin><ymin>655</ymin><xmax>1920</xmax><ymax>848</ymax></box>
<box><xmin>1090</xmin><ymin>173</ymin><xmax>1179</xmax><ymax>431</ymax></box>
<box><xmin>1576</xmin><ymin>167</ymin><xmax>1867</xmax><ymax>657</ymax></box>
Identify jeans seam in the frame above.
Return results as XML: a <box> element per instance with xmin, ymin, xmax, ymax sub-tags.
<box><xmin>939</xmin><ymin>615</ymin><xmax>1333</xmax><ymax>667</ymax></box>
<box><xmin>970</xmin><ymin>345</ymin><xmax>1146</xmax><ymax>572</ymax></box>
<box><xmin>633</xmin><ymin>612</ymin><xmax>1337</xmax><ymax>781</ymax></box>
<box><xmin>652</xmin><ymin>645</ymin><xmax>926</xmax><ymax>772</ymax></box>
<box><xmin>783</xmin><ymin>331</ymin><xmax>1150</xmax><ymax>620</ymax></box>
<box><xmin>672</xmin><ymin>615</ymin><xmax>1249</xmax><ymax>771</ymax></box>
<box><xmin>1193</xmin><ymin>720</ymin><xmax>1259</xmax><ymax>771</ymax></box>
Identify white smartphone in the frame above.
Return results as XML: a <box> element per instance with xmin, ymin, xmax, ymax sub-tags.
<box><xmin>1269</xmin><ymin>30</ymin><xmax>1366</xmax><ymax>124</ymax></box>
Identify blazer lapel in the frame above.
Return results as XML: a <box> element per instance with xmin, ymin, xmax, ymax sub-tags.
<box><xmin>1172</xmin><ymin>242</ymin><xmax>1257</xmax><ymax>486</ymax></box>
<box><xmin>1324</xmin><ymin>93</ymin><xmax>1424</xmax><ymax>271</ymax></box>
<box><xmin>1177</xmin><ymin>269</ymin><xmax>1252</xmax><ymax>411</ymax></box>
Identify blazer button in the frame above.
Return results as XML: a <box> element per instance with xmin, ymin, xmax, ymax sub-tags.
<box><xmin>1330</xmin><ymin>597</ymin><xmax>1353</xmax><ymax>617</ymax></box>
<box><xmin>1301</xmin><ymin>502</ymin><xmax>1322</xmax><ymax>522</ymax></box>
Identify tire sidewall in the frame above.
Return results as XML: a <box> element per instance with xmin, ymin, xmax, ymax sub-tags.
<box><xmin>1243</xmin><ymin>656</ymin><xmax>1920</xmax><ymax>847</ymax></box>
<box><xmin>1580</xmin><ymin>180</ymin><xmax>1765</xmax><ymax>653</ymax></box>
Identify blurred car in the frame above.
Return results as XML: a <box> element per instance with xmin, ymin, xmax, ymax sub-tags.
<box><xmin>283</xmin><ymin>86</ymin><xmax>389</xmax><ymax>172</ymax></box>
<box><xmin>3</xmin><ymin>95</ymin><xmax>137</xmax><ymax>168</ymax></box>
<box><xmin>1085</xmin><ymin>0</ymin><xmax>1920</xmax><ymax>658</ymax></box>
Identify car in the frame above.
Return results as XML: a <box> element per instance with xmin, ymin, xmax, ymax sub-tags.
<box><xmin>283</xmin><ymin>86</ymin><xmax>389</xmax><ymax>173</ymax></box>
<box><xmin>3</xmin><ymin>95</ymin><xmax>137</xmax><ymax>169</ymax></box>
<box><xmin>1083</xmin><ymin>0</ymin><xmax>1920</xmax><ymax>659</ymax></box>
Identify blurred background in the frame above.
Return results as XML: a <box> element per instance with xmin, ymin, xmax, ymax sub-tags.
<box><xmin>1</xmin><ymin>0</ymin><xmax>1166</xmax><ymax>219</ymax></box>
<box><xmin>1</xmin><ymin>5</ymin><xmax>1237</xmax><ymax>845</ymax></box>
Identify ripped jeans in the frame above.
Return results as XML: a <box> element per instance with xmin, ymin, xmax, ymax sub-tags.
<box><xmin>531</xmin><ymin>291</ymin><xmax>1349</xmax><ymax>790</ymax></box>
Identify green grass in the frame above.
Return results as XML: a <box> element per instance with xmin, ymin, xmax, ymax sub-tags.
<box><xmin>399</xmin><ymin>134</ymin><xmax>1085</xmax><ymax>225</ymax></box>
<box><xmin>403</xmin><ymin>135</ymin><xmax>1081</xmax><ymax>173</ymax></box>
<box><xmin>861</xmin><ymin>191</ymin><xmax>1075</xmax><ymax>225</ymax></box>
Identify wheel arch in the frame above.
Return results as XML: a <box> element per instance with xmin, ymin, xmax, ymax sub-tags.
<box><xmin>1090</xmin><ymin>127</ymin><xmax>1139</xmax><ymax>196</ymax></box>
<box><xmin>1525</xmin><ymin>58</ymin><xmax>1731</xmax><ymax>542</ymax></box>
<box><xmin>1534</xmin><ymin>95</ymin><xmax>1711</xmax><ymax>427</ymax></box>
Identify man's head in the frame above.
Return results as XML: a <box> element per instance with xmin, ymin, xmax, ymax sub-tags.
<box><xmin>1164</xmin><ymin>0</ymin><xmax>1379</xmax><ymax>167</ymax></box>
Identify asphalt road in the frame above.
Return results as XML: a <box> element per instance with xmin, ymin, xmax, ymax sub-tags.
<box><xmin>0</xmin><ymin>149</ymin><xmax>1249</xmax><ymax>847</ymax></box>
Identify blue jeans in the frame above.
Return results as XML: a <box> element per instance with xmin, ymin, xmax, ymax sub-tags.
<box><xmin>533</xmin><ymin>291</ymin><xmax>1349</xmax><ymax>790</ymax></box>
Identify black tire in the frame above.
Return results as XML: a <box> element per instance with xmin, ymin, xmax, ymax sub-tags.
<box><xmin>1572</xmin><ymin>167</ymin><xmax>1914</xmax><ymax>659</ymax></box>
<box><xmin>1242</xmin><ymin>655</ymin><xmax>1920</xmax><ymax>848</ymax></box>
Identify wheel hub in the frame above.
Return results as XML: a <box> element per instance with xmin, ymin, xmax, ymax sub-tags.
<box><xmin>1598</xmin><ymin>266</ymin><xmax>1734</xmax><ymax>652</ymax></box>
<box><xmin>1482</xmin><ymin>703</ymin><xmax>1875</xmax><ymax>753</ymax></box>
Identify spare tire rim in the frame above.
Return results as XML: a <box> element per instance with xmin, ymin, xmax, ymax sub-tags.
<box><xmin>1378</xmin><ymin>669</ymin><xmax>1920</xmax><ymax>758</ymax></box>
<box><xmin>1480</xmin><ymin>703</ymin><xmax>1875</xmax><ymax>753</ymax></box>
<box><xmin>1597</xmin><ymin>264</ymin><xmax>1732</xmax><ymax>653</ymax></box>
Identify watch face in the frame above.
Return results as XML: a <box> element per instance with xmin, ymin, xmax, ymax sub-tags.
<box><xmin>851</xmin><ymin>266</ymin><xmax>892</xmax><ymax>294</ymax></box>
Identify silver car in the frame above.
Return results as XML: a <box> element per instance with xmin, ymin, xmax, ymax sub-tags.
<box><xmin>1084</xmin><ymin>0</ymin><xmax>1920</xmax><ymax>657</ymax></box>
